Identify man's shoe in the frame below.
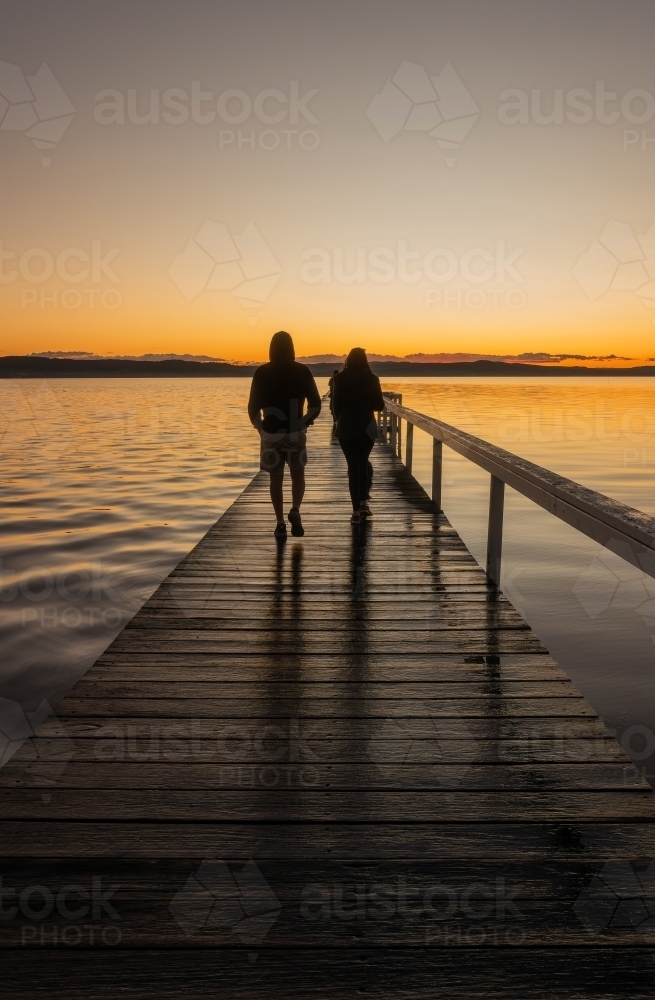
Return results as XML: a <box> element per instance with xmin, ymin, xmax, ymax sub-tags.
<box><xmin>360</xmin><ymin>502</ymin><xmax>372</xmax><ymax>519</ymax></box>
<box><xmin>350</xmin><ymin>510</ymin><xmax>361</xmax><ymax>524</ymax></box>
<box><xmin>288</xmin><ymin>507</ymin><xmax>304</xmax><ymax>536</ymax></box>
<box><xmin>274</xmin><ymin>522</ymin><xmax>287</xmax><ymax>540</ymax></box>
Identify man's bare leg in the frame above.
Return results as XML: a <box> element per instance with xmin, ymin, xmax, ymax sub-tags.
<box><xmin>290</xmin><ymin>467</ymin><xmax>305</xmax><ymax>510</ymax></box>
<box><xmin>288</xmin><ymin>467</ymin><xmax>306</xmax><ymax>536</ymax></box>
<box><xmin>269</xmin><ymin>470</ymin><xmax>285</xmax><ymax>523</ymax></box>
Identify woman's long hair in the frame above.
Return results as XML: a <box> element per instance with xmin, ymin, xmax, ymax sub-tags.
<box><xmin>269</xmin><ymin>330</ymin><xmax>295</xmax><ymax>363</ymax></box>
<box><xmin>344</xmin><ymin>347</ymin><xmax>369</xmax><ymax>371</ymax></box>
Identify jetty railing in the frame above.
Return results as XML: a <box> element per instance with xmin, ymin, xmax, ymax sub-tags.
<box><xmin>379</xmin><ymin>393</ymin><xmax>655</xmax><ymax>588</ymax></box>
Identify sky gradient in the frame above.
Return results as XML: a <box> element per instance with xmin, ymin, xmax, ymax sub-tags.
<box><xmin>2</xmin><ymin>0</ymin><xmax>655</xmax><ymax>362</ymax></box>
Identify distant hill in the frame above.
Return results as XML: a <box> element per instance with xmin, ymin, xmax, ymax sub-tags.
<box><xmin>0</xmin><ymin>356</ymin><xmax>258</xmax><ymax>377</ymax></box>
<box><xmin>330</xmin><ymin>360</ymin><xmax>655</xmax><ymax>377</ymax></box>
<box><xmin>296</xmin><ymin>352</ymin><xmax>636</xmax><ymax>365</ymax></box>
<box><xmin>1</xmin><ymin>355</ymin><xmax>655</xmax><ymax>378</ymax></box>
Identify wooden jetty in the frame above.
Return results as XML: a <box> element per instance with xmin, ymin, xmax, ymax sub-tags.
<box><xmin>2</xmin><ymin>403</ymin><xmax>655</xmax><ymax>998</ymax></box>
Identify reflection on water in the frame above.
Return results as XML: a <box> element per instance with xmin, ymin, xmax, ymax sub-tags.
<box><xmin>385</xmin><ymin>378</ymin><xmax>655</xmax><ymax>765</ymax></box>
<box><xmin>385</xmin><ymin>377</ymin><xmax>655</xmax><ymax>510</ymax></box>
<box><xmin>0</xmin><ymin>377</ymin><xmax>303</xmax><ymax>710</ymax></box>
<box><xmin>1</xmin><ymin>375</ymin><xmax>655</xmax><ymax>776</ymax></box>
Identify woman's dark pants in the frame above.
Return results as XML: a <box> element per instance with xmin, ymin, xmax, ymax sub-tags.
<box><xmin>339</xmin><ymin>438</ymin><xmax>374</xmax><ymax>509</ymax></box>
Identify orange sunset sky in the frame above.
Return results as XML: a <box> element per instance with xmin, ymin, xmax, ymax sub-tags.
<box><xmin>2</xmin><ymin>0</ymin><xmax>655</xmax><ymax>365</ymax></box>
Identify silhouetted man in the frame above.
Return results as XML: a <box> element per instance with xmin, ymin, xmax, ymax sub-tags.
<box><xmin>248</xmin><ymin>331</ymin><xmax>321</xmax><ymax>539</ymax></box>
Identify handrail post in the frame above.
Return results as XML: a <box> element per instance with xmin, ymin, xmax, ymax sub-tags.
<box><xmin>406</xmin><ymin>421</ymin><xmax>413</xmax><ymax>474</ymax></box>
<box><xmin>390</xmin><ymin>411</ymin><xmax>397</xmax><ymax>453</ymax></box>
<box><xmin>486</xmin><ymin>475</ymin><xmax>505</xmax><ymax>587</ymax></box>
<box><xmin>432</xmin><ymin>438</ymin><xmax>442</xmax><ymax>510</ymax></box>
<box><xmin>397</xmin><ymin>417</ymin><xmax>402</xmax><ymax>460</ymax></box>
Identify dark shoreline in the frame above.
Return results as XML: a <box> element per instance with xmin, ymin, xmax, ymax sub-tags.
<box><xmin>2</xmin><ymin>356</ymin><xmax>655</xmax><ymax>378</ymax></box>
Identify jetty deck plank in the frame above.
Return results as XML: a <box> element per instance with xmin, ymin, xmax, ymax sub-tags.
<box><xmin>2</xmin><ymin>412</ymin><xmax>655</xmax><ymax>997</ymax></box>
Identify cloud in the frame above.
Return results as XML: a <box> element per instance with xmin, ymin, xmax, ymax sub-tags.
<box><xmin>29</xmin><ymin>351</ymin><xmax>257</xmax><ymax>364</ymax></box>
<box><xmin>511</xmin><ymin>353</ymin><xmax>634</xmax><ymax>363</ymax></box>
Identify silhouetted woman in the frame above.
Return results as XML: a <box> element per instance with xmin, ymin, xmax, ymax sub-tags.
<box><xmin>332</xmin><ymin>348</ymin><xmax>385</xmax><ymax>523</ymax></box>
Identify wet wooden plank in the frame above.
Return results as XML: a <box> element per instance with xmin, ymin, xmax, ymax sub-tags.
<box><xmin>105</xmin><ymin>637</ymin><xmax>548</xmax><ymax>654</ymax></box>
<box><xmin>25</xmin><ymin>714</ymin><xmax>618</xmax><ymax>740</ymax></box>
<box><xmin>65</xmin><ymin>680</ymin><xmax>583</xmax><ymax>699</ymax></box>
<box><xmin>79</xmin><ymin>663</ymin><xmax>572</xmax><ymax>682</ymax></box>
<box><xmin>1</xmin><ymin>787</ymin><xmax>653</xmax><ymax>821</ymax></box>
<box><xmin>7</xmin><ymin>736</ymin><xmax>629</xmax><ymax>764</ymax></box>
<box><xmin>0</xmin><ymin>761</ymin><xmax>645</xmax><ymax>790</ymax></box>
<box><xmin>50</xmin><ymin>696</ymin><xmax>594</xmax><ymax>718</ymax></box>
<box><xmin>1</xmin><ymin>898</ymin><xmax>648</xmax><ymax>949</ymax></box>
<box><xmin>117</xmin><ymin>609</ymin><xmax>533</xmax><ymax>623</ymax></box>
<box><xmin>1</xmin><ymin>820</ymin><xmax>653</xmax><ymax>859</ymax></box>
<box><xmin>3</xmin><ymin>948</ymin><xmax>655</xmax><ymax>999</ymax></box>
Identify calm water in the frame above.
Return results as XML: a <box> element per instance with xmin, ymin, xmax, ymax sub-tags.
<box><xmin>1</xmin><ymin>376</ymin><xmax>655</xmax><ymax>775</ymax></box>
<box><xmin>388</xmin><ymin>378</ymin><xmax>655</xmax><ymax>776</ymax></box>
<box><xmin>0</xmin><ymin>378</ymin><xmax>281</xmax><ymax>715</ymax></box>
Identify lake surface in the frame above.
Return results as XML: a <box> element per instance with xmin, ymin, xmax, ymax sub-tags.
<box><xmin>1</xmin><ymin>376</ymin><xmax>655</xmax><ymax>778</ymax></box>
<box><xmin>0</xmin><ymin>378</ymin><xmax>273</xmax><ymax>720</ymax></box>
<box><xmin>388</xmin><ymin>377</ymin><xmax>655</xmax><ymax>778</ymax></box>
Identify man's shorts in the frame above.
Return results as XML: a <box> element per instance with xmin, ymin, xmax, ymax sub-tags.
<box><xmin>260</xmin><ymin>430</ymin><xmax>307</xmax><ymax>473</ymax></box>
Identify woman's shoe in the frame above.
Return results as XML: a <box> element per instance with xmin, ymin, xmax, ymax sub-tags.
<box><xmin>350</xmin><ymin>510</ymin><xmax>361</xmax><ymax>524</ymax></box>
<box><xmin>360</xmin><ymin>502</ymin><xmax>371</xmax><ymax>519</ymax></box>
<box><xmin>274</xmin><ymin>521</ymin><xmax>287</xmax><ymax>539</ymax></box>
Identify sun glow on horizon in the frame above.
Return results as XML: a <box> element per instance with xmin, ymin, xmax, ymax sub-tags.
<box><xmin>2</xmin><ymin>3</ymin><xmax>655</xmax><ymax>366</ymax></box>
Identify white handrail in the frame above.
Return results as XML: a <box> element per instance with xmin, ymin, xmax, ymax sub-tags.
<box><xmin>381</xmin><ymin>396</ymin><xmax>655</xmax><ymax>588</ymax></box>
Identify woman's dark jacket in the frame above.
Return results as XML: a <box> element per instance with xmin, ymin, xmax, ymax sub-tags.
<box><xmin>332</xmin><ymin>368</ymin><xmax>385</xmax><ymax>442</ymax></box>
